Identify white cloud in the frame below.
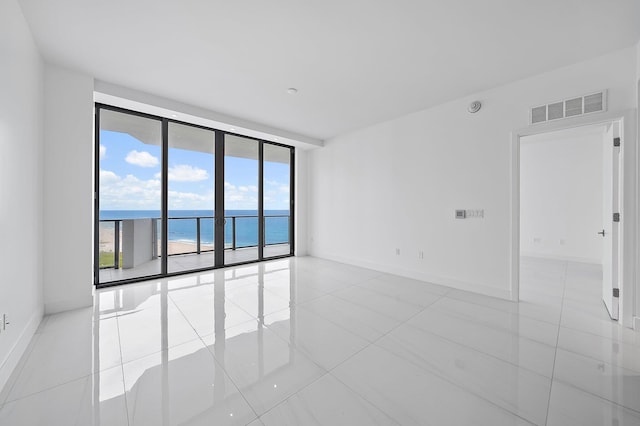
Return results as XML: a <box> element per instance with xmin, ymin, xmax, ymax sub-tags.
<box><xmin>224</xmin><ymin>181</ymin><xmax>258</xmax><ymax>209</ymax></box>
<box><xmin>100</xmin><ymin>170</ymin><xmax>212</xmax><ymax>210</ymax></box>
<box><xmin>155</xmin><ymin>164</ymin><xmax>209</xmax><ymax>182</ymax></box>
<box><xmin>100</xmin><ymin>169</ymin><xmax>119</xmax><ymax>183</ymax></box>
<box><xmin>99</xmin><ymin>144</ymin><xmax>106</xmax><ymax>159</ymax></box>
<box><xmin>125</xmin><ymin>150</ymin><xmax>159</xmax><ymax>167</ymax></box>
<box><xmin>278</xmin><ymin>185</ymin><xmax>290</xmax><ymax>194</ymax></box>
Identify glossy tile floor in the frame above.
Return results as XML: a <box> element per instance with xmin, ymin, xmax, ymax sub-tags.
<box><xmin>2</xmin><ymin>256</ymin><xmax>639</xmax><ymax>425</ymax></box>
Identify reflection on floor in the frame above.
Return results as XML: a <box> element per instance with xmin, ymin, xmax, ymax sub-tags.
<box><xmin>2</xmin><ymin>256</ymin><xmax>639</xmax><ymax>425</ymax></box>
<box><xmin>99</xmin><ymin>244</ymin><xmax>291</xmax><ymax>283</ymax></box>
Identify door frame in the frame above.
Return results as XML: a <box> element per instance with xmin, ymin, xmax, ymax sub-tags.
<box><xmin>510</xmin><ymin>109</ymin><xmax>637</xmax><ymax>327</ymax></box>
<box><xmin>94</xmin><ymin>103</ymin><xmax>296</xmax><ymax>288</ymax></box>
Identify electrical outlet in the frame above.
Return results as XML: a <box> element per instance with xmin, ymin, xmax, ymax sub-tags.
<box><xmin>395</xmin><ymin>248</ymin><xmax>400</xmax><ymax>256</ymax></box>
<box><xmin>2</xmin><ymin>314</ymin><xmax>8</xmax><ymax>331</ymax></box>
<box><xmin>418</xmin><ymin>250</ymin><xmax>424</xmax><ymax>259</ymax></box>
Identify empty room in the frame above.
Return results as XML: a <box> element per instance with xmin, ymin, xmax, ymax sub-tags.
<box><xmin>1</xmin><ymin>0</ymin><xmax>640</xmax><ymax>425</ymax></box>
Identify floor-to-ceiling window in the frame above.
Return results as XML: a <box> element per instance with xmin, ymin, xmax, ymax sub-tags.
<box><xmin>224</xmin><ymin>135</ymin><xmax>260</xmax><ymax>265</ymax></box>
<box><xmin>263</xmin><ymin>143</ymin><xmax>293</xmax><ymax>258</ymax></box>
<box><xmin>95</xmin><ymin>104</ymin><xmax>294</xmax><ymax>286</ymax></box>
<box><xmin>167</xmin><ymin>122</ymin><xmax>216</xmax><ymax>274</ymax></box>
<box><xmin>96</xmin><ymin>108</ymin><xmax>164</xmax><ymax>283</ymax></box>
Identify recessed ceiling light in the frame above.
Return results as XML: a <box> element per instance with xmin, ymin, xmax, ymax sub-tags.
<box><xmin>170</xmin><ymin>114</ymin><xmax>178</xmax><ymax>118</ymax></box>
<box><xmin>286</xmin><ymin>88</ymin><xmax>298</xmax><ymax>95</ymax></box>
<box><xmin>274</xmin><ymin>137</ymin><xmax>278</xmax><ymax>141</ymax></box>
<box><xmin>230</xmin><ymin>128</ymin><xmax>235</xmax><ymax>131</ymax></box>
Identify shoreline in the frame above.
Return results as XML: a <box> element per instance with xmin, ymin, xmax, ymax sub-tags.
<box><xmin>99</xmin><ymin>228</ymin><xmax>214</xmax><ymax>255</ymax></box>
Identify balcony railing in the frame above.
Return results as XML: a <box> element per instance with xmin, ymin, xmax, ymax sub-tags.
<box><xmin>98</xmin><ymin>214</ymin><xmax>290</xmax><ymax>269</ymax></box>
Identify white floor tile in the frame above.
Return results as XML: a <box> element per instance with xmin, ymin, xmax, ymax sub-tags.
<box><xmin>447</xmin><ymin>288</ymin><xmax>562</xmax><ymax>325</ymax></box>
<box><xmin>302</xmin><ymin>294</ymin><xmax>403</xmax><ymax>342</ymax></box>
<box><xmin>122</xmin><ymin>339</ymin><xmax>256</xmax><ymax>426</ymax></box>
<box><xmin>430</xmin><ymin>296</ymin><xmax>560</xmax><ymax>347</ymax></box>
<box><xmin>6</xmin><ymin>314</ymin><xmax>120</xmax><ymax>402</ymax></box>
<box><xmin>408</xmin><ymin>308</ymin><xmax>557</xmax><ymax>377</ymax></box>
<box><xmin>332</xmin><ymin>344</ymin><xmax>534</xmax><ymax>426</ymax></box>
<box><xmin>224</xmin><ymin>283</ymin><xmax>291</xmax><ymax>319</ymax></box>
<box><xmin>117</xmin><ymin>301</ymin><xmax>200</xmax><ymax>364</ymax></box>
<box><xmin>547</xmin><ymin>381</ymin><xmax>640</xmax><ymax>426</ymax></box>
<box><xmin>356</xmin><ymin>276</ymin><xmax>444</xmax><ymax>308</ymax></box>
<box><xmin>4</xmin><ymin>256</ymin><xmax>638</xmax><ymax>426</ymax></box>
<box><xmin>560</xmin><ymin>305</ymin><xmax>640</xmax><ymax>346</ymax></box>
<box><xmin>264</xmin><ymin>308</ymin><xmax>370</xmax><ymax>370</ymax></box>
<box><xmin>332</xmin><ymin>285</ymin><xmax>425</xmax><ymax>322</ymax></box>
<box><xmin>558</xmin><ymin>326</ymin><xmax>640</xmax><ymax>373</ymax></box>
<box><xmin>0</xmin><ymin>365</ymin><xmax>128</xmax><ymax>426</ymax></box>
<box><xmin>169</xmin><ymin>285</ymin><xmax>256</xmax><ymax>337</ymax></box>
<box><xmin>201</xmin><ymin>321</ymin><xmax>326</xmax><ymax>415</ymax></box>
<box><xmin>553</xmin><ymin>348</ymin><xmax>640</xmax><ymax>413</ymax></box>
<box><xmin>377</xmin><ymin>323</ymin><xmax>551</xmax><ymax>424</ymax></box>
<box><xmin>260</xmin><ymin>374</ymin><xmax>398</xmax><ymax>426</ymax></box>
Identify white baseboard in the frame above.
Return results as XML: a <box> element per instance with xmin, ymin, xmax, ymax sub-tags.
<box><xmin>0</xmin><ymin>308</ymin><xmax>42</xmax><ymax>396</ymax></box>
<box><xmin>44</xmin><ymin>295</ymin><xmax>92</xmax><ymax>315</ymax></box>
<box><xmin>309</xmin><ymin>251</ymin><xmax>512</xmax><ymax>301</ymax></box>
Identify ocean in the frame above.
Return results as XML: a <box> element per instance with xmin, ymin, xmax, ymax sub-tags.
<box><xmin>100</xmin><ymin>210</ymin><xmax>290</xmax><ymax>248</ymax></box>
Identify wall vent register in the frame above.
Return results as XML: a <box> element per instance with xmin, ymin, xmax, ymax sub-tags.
<box><xmin>530</xmin><ymin>90</ymin><xmax>607</xmax><ymax>125</ymax></box>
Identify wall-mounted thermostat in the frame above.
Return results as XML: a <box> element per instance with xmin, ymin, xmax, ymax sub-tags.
<box><xmin>455</xmin><ymin>210</ymin><xmax>466</xmax><ymax>219</ymax></box>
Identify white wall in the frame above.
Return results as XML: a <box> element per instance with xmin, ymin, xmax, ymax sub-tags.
<box><xmin>520</xmin><ymin>130</ymin><xmax>603</xmax><ymax>263</ymax></box>
<box><xmin>0</xmin><ymin>0</ymin><xmax>44</xmax><ymax>392</ymax></box>
<box><xmin>294</xmin><ymin>149</ymin><xmax>308</xmax><ymax>256</ymax></box>
<box><xmin>308</xmin><ymin>47</ymin><xmax>637</xmax><ymax>300</ymax></box>
<box><xmin>43</xmin><ymin>64</ymin><xmax>94</xmax><ymax>313</ymax></box>
<box><xmin>636</xmin><ymin>40</ymin><xmax>640</xmax><ymax>329</ymax></box>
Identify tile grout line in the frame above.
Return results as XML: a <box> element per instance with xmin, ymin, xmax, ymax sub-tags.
<box><xmin>166</xmin><ymin>290</ymin><xmax>263</xmax><ymax>422</ymax></box>
<box><xmin>0</xmin><ymin>333</ymin><xmax>40</xmax><ymax>408</ymax></box>
<box><xmin>362</xmin><ymin>301</ymin><xmax>544</xmax><ymax>425</ymax></box>
<box><xmin>114</xmin><ymin>310</ymin><xmax>131</xmax><ymax>426</ymax></box>
<box><xmin>250</xmin><ymin>286</ymin><xmax>440</xmax><ymax>426</ymax></box>
<box><xmin>319</xmin><ymin>295</ymin><xmax>450</xmax><ymax>425</ymax></box>
<box><xmin>382</xmin><ymin>308</ymin><xmax>557</xmax><ymax>380</ymax></box>
<box><xmin>544</xmin><ymin>260</ymin><xmax>569</xmax><ymax>426</ymax></box>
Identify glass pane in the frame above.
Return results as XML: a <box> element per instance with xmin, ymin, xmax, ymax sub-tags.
<box><xmin>263</xmin><ymin>143</ymin><xmax>291</xmax><ymax>258</ymax></box>
<box><xmin>224</xmin><ymin>135</ymin><xmax>259</xmax><ymax>264</ymax></box>
<box><xmin>98</xmin><ymin>109</ymin><xmax>163</xmax><ymax>283</ymax></box>
<box><xmin>167</xmin><ymin>123</ymin><xmax>215</xmax><ymax>273</ymax></box>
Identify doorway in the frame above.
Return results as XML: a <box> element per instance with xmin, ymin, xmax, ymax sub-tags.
<box><xmin>519</xmin><ymin>123</ymin><xmax>619</xmax><ymax>320</ymax></box>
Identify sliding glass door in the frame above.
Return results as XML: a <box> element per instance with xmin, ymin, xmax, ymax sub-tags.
<box><xmin>95</xmin><ymin>105</ymin><xmax>294</xmax><ymax>286</ymax></box>
<box><xmin>224</xmin><ymin>135</ymin><xmax>259</xmax><ymax>265</ymax></box>
<box><xmin>263</xmin><ymin>143</ymin><xmax>293</xmax><ymax>259</ymax></box>
<box><xmin>167</xmin><ymin>123</ymin><xmax>216</xmax><ymax>273</ymax></box>
<box><xmin>97</xmin><ymin>109</ymin><xmax>164</xmax><ymax>284</ymax></box>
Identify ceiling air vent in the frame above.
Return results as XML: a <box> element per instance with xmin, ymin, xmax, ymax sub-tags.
<box><xmin>531</xmin><ymin>105</ymin><xmax>547</xmax><ymax>124</ymax></box>
<box><xmin>548</xmin><ymin>102</ymin><xmax>564</xmax><ymax>120</ymax></box>
<box><xmin>584</xmin><ymin>92</ymin><xmax>604</xmax><ymax>114</ymax></box>
<box><xmin>564</xmin><ymin>97</ymin><xmax>582</xmax><ymax>117</ymax></box>
<box><xmin>529</xmin><ymin>90</ymin><xmax>607</xmax><ymax>125</ymax></box>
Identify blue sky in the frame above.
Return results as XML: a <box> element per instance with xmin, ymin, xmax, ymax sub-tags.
<box><xmin>99</xmin><ymin>130</ymin><xmax>290</xmax><ymax>211</ymax></box>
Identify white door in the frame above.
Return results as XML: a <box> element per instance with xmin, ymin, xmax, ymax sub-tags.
<box><xmin>601</xmin><ymin>123</ymin><xmax>620</xmax><ymax>320</ymax></box>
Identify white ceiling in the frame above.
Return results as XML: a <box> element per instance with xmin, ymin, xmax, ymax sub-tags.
<box><xmin>18</xmin><ymin>0</ymin><xmax>640</xmax><ymax>141</ymax></box>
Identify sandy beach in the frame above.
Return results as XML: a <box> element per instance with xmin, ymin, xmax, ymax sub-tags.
<box><xmin>99</xmin><ymin>226</ymin><xmax>214</xmax><ymax>256</ymax></box>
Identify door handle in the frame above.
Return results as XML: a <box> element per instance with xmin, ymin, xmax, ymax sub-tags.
<box><xmin>598</xmin><ymin>229</ymin><xmax>606</xmax><ymax>237</ymax></box>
